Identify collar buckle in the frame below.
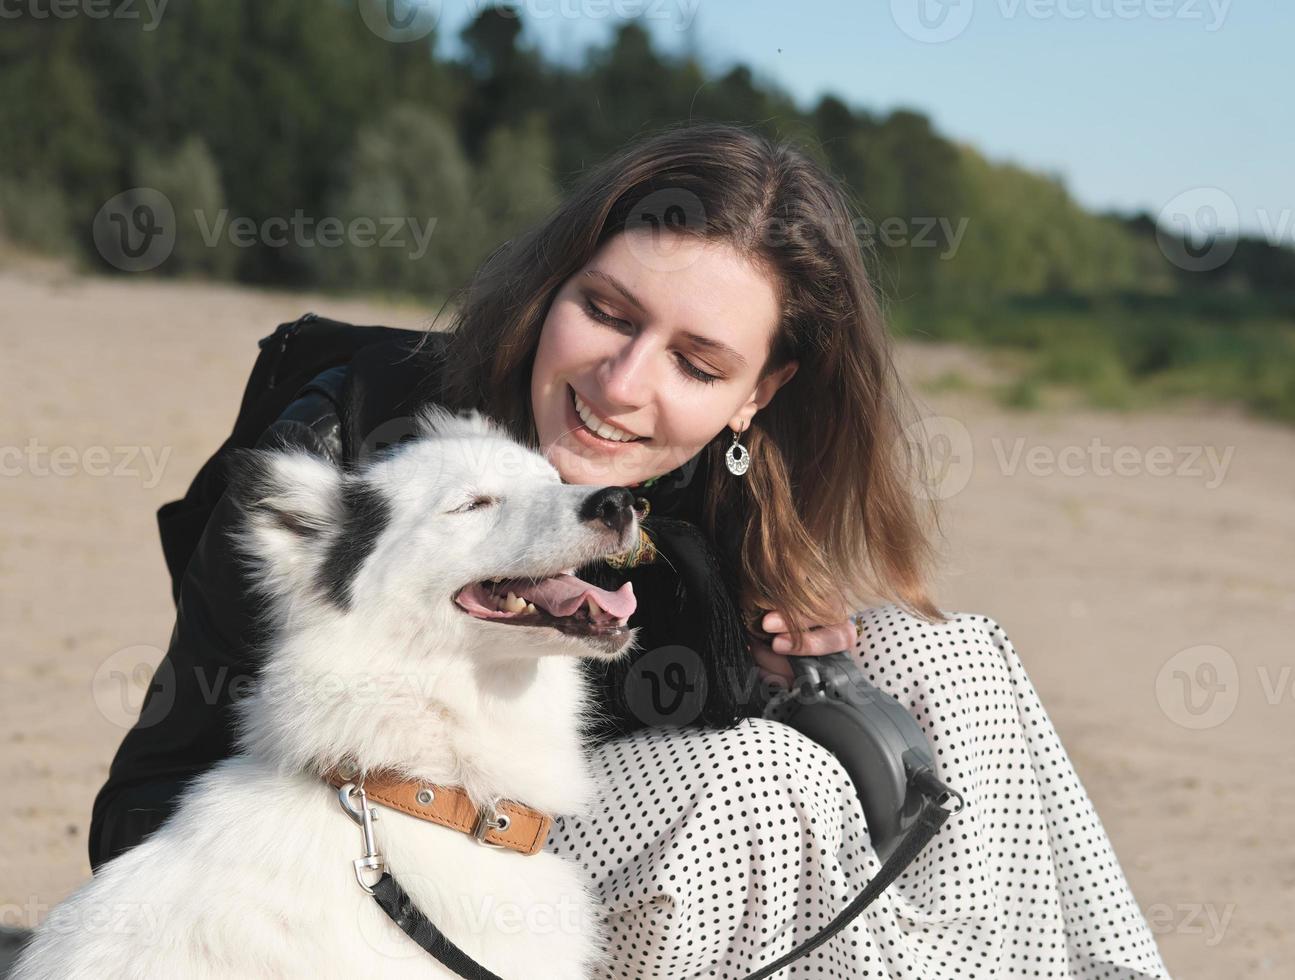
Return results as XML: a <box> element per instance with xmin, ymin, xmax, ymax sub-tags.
<box><xmin>471</xmin><ymin>805</ymin><xmax>512</xmax><ymax>848</ymax></box>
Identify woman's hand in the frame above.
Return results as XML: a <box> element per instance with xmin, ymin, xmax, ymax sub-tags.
<box><xmin>747</xmin><ymin>610</ymin><xmax>858</xmax><ymax>687</ymax></box>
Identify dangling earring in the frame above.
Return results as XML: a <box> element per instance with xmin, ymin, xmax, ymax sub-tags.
<box><xmin>724</xmin><ymin>421</ymin><xmax>750</xmax><ymax>476</ymax></box>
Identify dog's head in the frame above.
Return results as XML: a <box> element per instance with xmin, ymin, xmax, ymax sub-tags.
<box><xmin>226</xmin><ymin>405</ymin><xmax>640</xmax><ymax>661</ymax></box>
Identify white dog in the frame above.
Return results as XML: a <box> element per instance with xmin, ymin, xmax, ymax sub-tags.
<box><xmin>13</xmin><ymin>406</ymin><xmax>642</xmax><ymax>979</ymax></box>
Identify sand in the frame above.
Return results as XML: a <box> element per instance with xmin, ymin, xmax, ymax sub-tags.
<box><xmin>1</xmin><ymin>257</ymin><xmax>1291</xmax><ymax>978</ymax></box>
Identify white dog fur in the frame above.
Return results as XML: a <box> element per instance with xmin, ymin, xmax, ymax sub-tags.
<box><xmin>12</xmin><ymin>406</ymin><xmax>642</xmax><ymax>979</ymax></box>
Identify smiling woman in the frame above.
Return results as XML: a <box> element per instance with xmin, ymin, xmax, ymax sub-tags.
<box><xmin>435</xmin><ymin>123</ymin><xmax>948</xmax><ymax>666</ymax></box>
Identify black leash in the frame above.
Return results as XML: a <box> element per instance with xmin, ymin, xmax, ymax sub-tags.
<box><xmin>360</xmin><ymin>776</ymin><xmax>957</xmax><ymax>980</ymax></box>
<box><xmin>370</xmin><ymin>871</ymin><xmax>505</xmax><ymax>980</ymax></box>
<box><xmin>344</xmin><ymin>645</ymin><xmax>966</xmax><ymax>980</ymax></box>
<box><xmin>741</xmin><ymin>785</ymin><xmax>952</xmax><ymax>978</ymax></box>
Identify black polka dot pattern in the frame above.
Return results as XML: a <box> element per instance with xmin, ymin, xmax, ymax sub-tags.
<box><xmin>546</xmin><ymin>604</ymin><xmax>1171</xmax><ymax>979</ymax></box>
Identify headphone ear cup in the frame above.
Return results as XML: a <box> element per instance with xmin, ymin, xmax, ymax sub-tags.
<box><xmin>766</xmin><ymin>652</ymin><xmax>936</xmax><ymax>863</ymax></box>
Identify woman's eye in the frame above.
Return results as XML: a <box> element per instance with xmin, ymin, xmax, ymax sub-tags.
<box><xmin>581</xmin><ymin>297</ymin><xmax>722</xmax><ymax>386</ymax></box>
<box><xmin>582</xmin><ymin>297</ymin><xmax>629</xmax><ymax>331</ymax></box>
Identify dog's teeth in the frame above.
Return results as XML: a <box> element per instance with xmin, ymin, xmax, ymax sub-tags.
<box><xmin>503</xmin><ymin>591</ymin><xmax>528</xmax><ymax>613</ymax></box>
<box><xmin>524</xmin><ymin>602</ymin><xmax>537</xmax><ymax>614</ymax></box>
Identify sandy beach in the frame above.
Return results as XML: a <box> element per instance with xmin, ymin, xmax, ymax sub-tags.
<box><xmin>1</xmin><ymin>257</ymin><xmax>1291</xmax><ymax>978</ymax></box>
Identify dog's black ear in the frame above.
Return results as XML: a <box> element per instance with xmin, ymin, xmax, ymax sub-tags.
<box><xmin>225</xmin><ymin>446</ymin><xmax>343</xmax><ymax>540</ymax></box>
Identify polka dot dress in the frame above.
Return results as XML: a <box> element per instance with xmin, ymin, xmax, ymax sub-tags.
<box><xmin>546</xmin><ymin>604</ymin><xmax>1171</xmax><ymax>979</ymax></box>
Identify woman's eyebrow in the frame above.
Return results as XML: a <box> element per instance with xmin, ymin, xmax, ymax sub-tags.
<box><xmin>582</xmin><ymin>269</ymin><xmax>748</xmax><ymax>369</ymax></box>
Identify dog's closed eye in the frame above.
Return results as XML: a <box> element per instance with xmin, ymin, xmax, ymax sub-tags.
<box><xmin>451</xmin><ymin>494</ymin><xmax>498</xmax><ymax>514</ymax></box>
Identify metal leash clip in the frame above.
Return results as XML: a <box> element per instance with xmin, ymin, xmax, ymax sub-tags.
<box><xmin>338</xmin><ymin>781</ymin><xmax>385</xmax><ymax>894</ymax></box>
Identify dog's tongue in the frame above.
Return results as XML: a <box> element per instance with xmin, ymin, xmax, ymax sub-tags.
<box><xmin>528</xmin><ymin>573</ymin><xmax>636</xmax><ymax>623</ymax></box>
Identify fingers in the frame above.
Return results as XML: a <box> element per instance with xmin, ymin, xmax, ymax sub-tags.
<box><xmin>768</xmin><ymin>619</ymin><xmax>856</xmax><ymax>655</ymax></box>
<box><xmin>749</xmin><ymin>612</ymin><xmax>856</xmax><ymax>690</ymax></box>
<box><xmin>748</xmin><ymin>639</ymin><xmax>794</xmax><ymax>686</ymax></box>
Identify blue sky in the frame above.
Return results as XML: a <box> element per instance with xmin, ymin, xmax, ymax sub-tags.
<box><xmin>431</xmin><ymin>0</ymin><xmax>1292</xmax><ymax>244</ymax></box>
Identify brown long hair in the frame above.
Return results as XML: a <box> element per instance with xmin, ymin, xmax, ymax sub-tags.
<box><xmin>426</xmin><ymin>121</ymin><xmax>951</xmax><ymax>647</ymax></box>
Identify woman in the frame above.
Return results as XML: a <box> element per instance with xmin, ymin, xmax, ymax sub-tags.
<box><xmin>90</xmin><ymin>122</ymin><xmax>1170</xmax><ymax>977</ymax></box>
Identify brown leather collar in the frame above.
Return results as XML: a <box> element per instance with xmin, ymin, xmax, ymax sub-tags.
<box><xmin>321</xmin><ymin>767</ymin><xmax>553</xmax><ymax>856</ymax></box>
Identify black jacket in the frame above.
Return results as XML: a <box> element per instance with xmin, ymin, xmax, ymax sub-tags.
<box><xmin>88</xmin><ymin>323</ymin><xmax>759</xmax><ymax>873</ymax></box>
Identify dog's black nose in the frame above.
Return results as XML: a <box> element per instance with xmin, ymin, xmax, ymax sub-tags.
<box><xmin>580</xmin><ymin>486</ymin><xmax>636</xmax><ymax>537</ymax></box>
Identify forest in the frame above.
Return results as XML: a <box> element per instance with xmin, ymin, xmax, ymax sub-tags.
<box><xmin>2</xmin><ymin>0</ymin><xmax>1292</xmax><ymax>420</ymax></box>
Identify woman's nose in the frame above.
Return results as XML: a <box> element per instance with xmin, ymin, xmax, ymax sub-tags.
<box><xmin>597</xmin><ymin>337</ymin><xmax>654</xmax><ymax>408</ymax></box>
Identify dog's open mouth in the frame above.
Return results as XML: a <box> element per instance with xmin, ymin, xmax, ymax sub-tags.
<box><xmin>453</xmin><ymin>569</ymin><xmax>636</xmax><ymax>637</ymax></box>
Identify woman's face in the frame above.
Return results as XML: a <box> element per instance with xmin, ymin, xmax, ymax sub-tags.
<box><xmin>531</xmin><ymin>229</ymin><xmax>799</xmax><ymax>487</ymax></box>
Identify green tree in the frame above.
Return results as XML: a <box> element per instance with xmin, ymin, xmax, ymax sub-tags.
<box><xmin>133</xmin><ymin>136</ymin><xmax>238</xmax><ymax>278</ymax></box>
<box><xmin>314</xmin><ymin>103</ymin><xmax>482</xmax><ymax>297</ymax></box>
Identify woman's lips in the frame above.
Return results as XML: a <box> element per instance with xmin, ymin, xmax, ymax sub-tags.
<box><xmin>566</xmin><ymin>385</ymin><xmax>646</xmax><ymax>448</ymax></box>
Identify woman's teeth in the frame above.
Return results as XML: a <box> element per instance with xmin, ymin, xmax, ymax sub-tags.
<box><xmin>573</xmin><ymin>389</ymin><xmax>640</xmax><ymax>443</ymax></box>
